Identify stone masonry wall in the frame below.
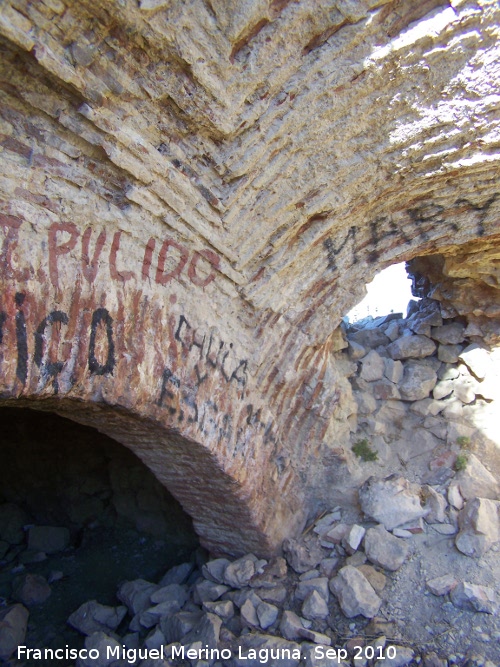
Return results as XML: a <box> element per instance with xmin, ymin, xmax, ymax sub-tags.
<box><xmin>340</xmin><ymin>292</ymin><xmax>500</xmax><ymax>505</ymax></box>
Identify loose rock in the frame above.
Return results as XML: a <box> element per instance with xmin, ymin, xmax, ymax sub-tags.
<box><xmin>283</xmin><ymin>537</ymin><xmax>324</xmax><ymax>573</ymax></box>
<box><xmin>279</xmin><ymin>610</ymin><xmax>305</xmax><ymax>641</ymax></box>
<box><xmin>68</xmin><ymin>600</ymin><xmax>127</xmax><ymax>636</ymax></box>
<box><xmin>450</xmin><ymin>582</ymin><xmax>498</xmax><ymax>614</ymax></box>
<box><xmin>302</xmin><ymin>590</ymin><xmax>329</xmax><ymax>620</ymax></box>
<box><xmin>364</xmin><ymin>525</ymin><xmax>410</xmax><ymax>571</ymax></box>
<box><xmin>455</xmin><ymin>497</ymin><xmax>500</xmax><ymax>557</ymax></box>
<box><xmin>342</xmin><ymin>524</ymin><xmax>365</xmax><ymax>554</ymax></box>
<box><xmin>224</xmin><ymin>554</ymin><xmax>256</xmax><ymax>588</ymax></box>
<box><xmin>388</xmin><ymin>334</ymin><xmax>436</xmax><ymax>359</ymax></box>
<box><xmin>399</xmin><ymin>361</ymin><xmax>438</xmax><ymax>401</ymax></box>
<box><xmin>359</xmin><ymin>475</ymin><xmax>426</xmax><ymax>530</ymax></box>
<box><xmin>295</xmin><ymin>577</ymin><xmax>329</xmax><ymax>603</ymax></box>
<box><xmin>329</xmin><ymin>565</ymin><xmax>381</xmax><ymax>618</ymax></box>
<box><xmin>426</xmin><ymin>574</ymin><xmax>459</xmax><ymax>596</ymax></box>
<box><xmin>257</xmin><ymin>600</ymin><xmax>279</xmax><ymax>629</ymax></box>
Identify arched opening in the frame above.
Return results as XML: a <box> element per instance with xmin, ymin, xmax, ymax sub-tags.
<box><xmin>346</xmin><ymin>263</ymin><xmax>417</xmax><ymax>324</ymax></box>
<box><xmin>0</xmin><ymin>407</ymin><xmax>199</xmax><ymax>652</ymax></box>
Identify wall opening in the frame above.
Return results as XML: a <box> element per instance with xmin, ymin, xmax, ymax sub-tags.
<box><xmin>0</xmin><ymin>408</ymin><xmax>200</xmax><ymax>655</ymax></box>
<box><xmin>346</xmin><ymin>262</ymin><xmax>418</xmax><ymax>324</ymax></box>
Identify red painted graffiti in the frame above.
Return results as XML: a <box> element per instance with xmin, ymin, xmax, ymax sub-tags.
<box><xmin>1</xmin><ymin>219</ymin><xmax>221</xmax><ymax>290</ymax></box>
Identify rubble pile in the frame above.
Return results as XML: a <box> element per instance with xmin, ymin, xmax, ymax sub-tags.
<box><xmin>5</xmin><ymin>466</ymin><xmax>496</xmax><ymax>666</ymax></box>
<box><xmin>1</xmin><ymin>299</ymin><xmax>498</xmax><ymax>666</ymax></box>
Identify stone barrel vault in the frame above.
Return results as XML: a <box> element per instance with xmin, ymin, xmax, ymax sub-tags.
<box><xmin>0</xmin><ymin>0</ymin><xmax>499</xmax><ymax>555</ymax></box>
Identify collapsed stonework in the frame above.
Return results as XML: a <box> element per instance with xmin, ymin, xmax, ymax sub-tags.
<box><xmin>0</xmin><ymin>0</ymin><xmax>499</xmax><ymax>557</ymax></box>
<box><xmin>341</xmin><ymin>292</ymin><xmax>500</xmax><ymax>495</ymax></box>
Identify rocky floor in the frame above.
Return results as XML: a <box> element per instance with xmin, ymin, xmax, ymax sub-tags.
<box><xmin>2</xmin><ymin>457</ymin><xmax>497</xmax><ymax>667</ymax></box>
<box><xmin>0</xmin><ymin>298</ymin><xmax>499</xmax><ymax>666</ymax></box>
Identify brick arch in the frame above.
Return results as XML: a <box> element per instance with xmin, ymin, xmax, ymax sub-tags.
<box><xmin>0</xmin><ymin>395</ymin><xmax>289</xmax><ymax>557</ymax></box>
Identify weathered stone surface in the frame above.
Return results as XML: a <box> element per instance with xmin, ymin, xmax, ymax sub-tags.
<box><xmin>384</xmin><ymin>358</ymin><xmax>404</xmax><ymax>384</ymax></box>
<box><xmin>323</xmin><ymin>524</ymin><xmax>349</xmax><ymax>545</ymax></box>
<box><xmin>359</xmin><ymin>476</ymin><xmax>426</xmax><ymax>530</ymax></box>
<box><xmin>224</xmin><ymin>554</ymin><xmax>256</xmax><ymax>588</ymax></box>
<box><xmin>342</xmin><ymin>524</ymin><xmax>365</xmax><ymax>555</ymax></box>
<box><xmin>448</xmin><ymin>483</ymin><xmax>464</xmax><ymax>511</ymax></box>
<box><xmin>459</xmin><ymin>344</ymin><xmax>490</xmax><ymax>379</ymax></box>
<box><xmin>0</xmin><ymin>0</ymin><xmax>499</xmax><ymax>558</ymax></box>
<box><xmin>348</xmin><ymin>340</ymin><xmax>367</xmax><ymax>360</ymax></box>
<box><xmin>433</xmin><ymin>379</ymin><xmax>455</xmax><ymax>400</ymax></box>
<box><xmin>118</xmin><ymin>579</ymin><xmax>157</xmax><ymax>615</ymax></box>
<box><xmin>354</xmin><ymin>391</ymin><xmax>378</xmax><ymax>415</ymax></box>
<box><xmin>203</xmin><ymin>599</ymin><xmax>234</xmax><ymax>620</ymax></box>
<box><xmin>409</xmin><ymin>398</ymin><xmax>444</xmax><ymax>417</ymax></box>
<box><xmin>283</xmin><ymin>538</ymin><xmax>323</xmax><ymax>573</ymax></box>
<box><xmin>319</xmin><ymin>558</ymin><xmax>339</xmax><ymax>578</ymax></box>
<box><xmin>431</xmin><ymin>323</ymin><xmax>466</xmax><ymax>345</ymax></box>
<box><xmin>423</xmin><ymin>653</ymin><xmax>447</xmax><ymax>667</ymax></box>
<box><xmin>450</xmin><ymin>582</ymin><xmax>498</xmax><ymax>614</ymax></box>
<box><xmin>258</xmin><ymin>585</ymin><xmax>287</xmax><ymax>605</ymax></box>
<box><xmin>375</xmin><ymin>645</ymin><xmax>414</xmax><ymax>667</ymax></box>
<box><xmin>195</xmin><ymin>579</ymin><xmax>229</xmax><ymax>602</ymax></box>
<box><xmin>279</xmin><ymin>610</ymin><xmax>304</xmax><ymax>642</ymax></box>
<box><xmin>455</xmin><ymin>497</ymin><xmax>500</xmax><ymax>557</ymax></box>
<box><xmin>181</xmin><ymin>612</ymin><xmax>222</xmax><ymax>648</ymax></box>
<box><xmin>364</xmin><ymin>525</ymin><xmax>409</xmax><ymax>572</ymax></box>
<box><xmin>399</xmin><ymin>362</ymin><xmax>438</xmax><ymax>401</ymax></box>
<box><xmin>422</xmin><ymin>485</ymin><xmax>447</xmax><ymax>524</ymax></box>
<box><xmin>250</xmin><ymin>557</ymin><xmax>287</xmax><ymax>588</ymax></box>
<box><xmin>387</xmin><ymin>335</ymin><xmax>436</xmax><ymax>360</ymax></box>
<box><xmin>357</xmin><ymin>569</ymin><xmax>386</xmax><ymax>600</ymax></box>
<box><xmin>240</xmin><ymin>597</ymin><xmax>259</xmax><ymax>627</ymax></box>
<box><xmin>455</xmin><ymin>454</ymin><xmax>500</xmax><ymax>501</ymax></box>
<box><xmin>161</xmin><ymin>610</ymin><xmax>203</xmax><ymax>644</ymax></box>
<box><xmin>430</xmin><ymin>523</ymin><xmax>456</xmax><ymax>536</ymax></box>
<box><xmin>301</xmin><ymin>590</ymin><xmax>329</xmax><ymax>620</ymax></box>
<box><xmin>454</xmin><ymin>377</ymin><xmax>476</xmax><ymax>404</ymax></box>
<box><xmin>372</xmin><ymin>380</ymin><xmax>401</xmax><ymax>400</ymax></box>
<box><xmin>256</xmin><ymin>600</ymin><xmax>278</xmax><ymax>629</ymax></box>
<box><xmin>202</xmin><ymin>558</ymin><xmax>231</xmax><ymax>584</ymax></box>
<box><xmin>329</xmin><ymin>565</ymin><xmax>381</xmax><ymax>619</ymax></box>
<box><xmin>144</xmin><ymin>626</ymin><xmax>165</xmax><ymax>650</ymax></box>
<box><xmin>437</xmin><ymin>344</ymin><xmax>462</xmax><ymax>364</ymax></box>
<box><xmin>68</xmin><ymin>600</ymin><xmax>127</xmax><ymax>636</ymax></box>
<box><xmin>295</xmin><ymin>577</ymin><xmax>329</xmax><ymax>603</ymax></box>
<box><xmin>360</xmin><ymin>350</ymin><xmax>385</xmax><ymax>381</ymax></box>
<box><xmin>160</xmin><ymin>562</ymin><xmax>194</xmax><ymax>586</ymax></box>
<box><xmin>140</xmin><ymin>596</ymin><xmax>186</xmax><ymax>628</ymax></box>
<box><xmin>150</xmin><ymin>584</ymin><xmax>186</xmax><ymax>607</ymax></box>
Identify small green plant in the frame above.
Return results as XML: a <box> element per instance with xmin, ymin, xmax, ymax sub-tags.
<box><xmin>352</xmin><ymin>438</ymin><xmax>378</xmax><ymax>462</ymax></box>
<box><xmin>455</xmin><ymin>454</ymin><xmax>468</xmax><ymax>471</ymax></box>
<box><xmin>456</xmin><ymin>435</ymin><xmax>471</xmax><ymax>450</ymax></box>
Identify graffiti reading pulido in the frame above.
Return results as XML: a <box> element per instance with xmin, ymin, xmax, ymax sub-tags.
<box><xmin>0</xmin><ymin>216</ymin><xmax>221</xmax><ymax>289</ymax></box>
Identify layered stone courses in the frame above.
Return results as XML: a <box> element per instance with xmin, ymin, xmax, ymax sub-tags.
<box><xmin>0</xmin><ymin>0</ymin><xmax>499</xmax><ymax>554</ymax></box>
